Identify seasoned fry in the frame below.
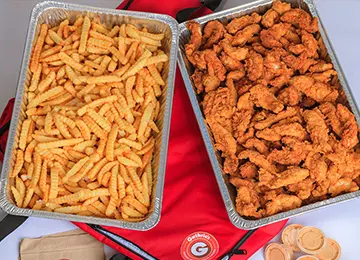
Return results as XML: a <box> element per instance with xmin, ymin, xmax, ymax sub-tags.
<box><xmin>79</xmin><ymin>16</ymin><xmax>91</xmax><ymax>53</ymax></box>
<box><xmin>30</xmin><ymin>24</ymin><xmax>48</xmax><ymax>73</ymax></box>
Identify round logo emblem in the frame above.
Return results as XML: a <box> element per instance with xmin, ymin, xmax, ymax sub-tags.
<box><xmin>180</xmin><ymin>231</ymin><xmax>219</xmax><ymax>260</ymax></box>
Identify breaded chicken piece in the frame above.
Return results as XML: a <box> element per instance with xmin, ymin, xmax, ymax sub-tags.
<box><xmin>227</xmin><ymin>70</ymin><xmax>246</xmax><ymax>81</ymax></box>
<box><xmin>246</xmin><ymin>51</ymin><xmax>264</xmax><ymax>81</ymax></box>
<box><xmin>262</xmin><ymin>9</ymin><xmax>280</xmax><ymax>28</ymax></box>
<box><xmin>237</xmin><ymin>127</ymin><xmax>255</xmax><ymax>144</ymax></box>
<box><xmin>224</xmin><ymin>154</ymin><xmax>239</xmax><ymax>175</ymax></box>
<box><xmin>303</xmin><ymin>108</ymin><xmax>332</xmax><ymax>153</ymax></box>
<box><xmin>202</xmin><ymin>74</ymin><xmax>221</xmax><ymax>93</ymax></box>
<box><xmin>276</xmin><ymin>115</ymin><xmax>303</xmax><ymax>126</ymax></box>
<box><xmin>288</xmin><ymin>178</ymin><xmax>315</xmax><ymax>200</ymax></box>
<box><xmin>221</xmin><ymin>40</ymin><xmax>249</xmax><ymax>61</ymax></box>
<box><xmin>232</xmin><ymin>109</ymin><xmax>252</xmax><ymax>140</ymax></box>
<box><xmin>272</xmin><ymin>0</ymin><xmax>291</xmax><ymax>15</ymax></box>
<box><xmin>254</xmin><ymin>107</ymin><xmax>298</xmax><ymax>130</ymax></box>
<box><xmin>204</xmin><ymin>50</ymin><xmax>226</xmax><ymax>81</ymax></box>
<box><xmin>203</xmin><ymin>87</ymin><xmax>235</xmax><ymax>132</ymax></box>
<box><xmin>210</xmin><ymin>122</ymin><xmax>237</xmax><ymax>155</ymax></box>
<box><xmin>337</xmin><ymin>104</ymin><xmax>359</xmax><ymax>149</ymax></box>
<box><xmin>260</xmin><ymin>23</ymin><xmax>292</xmax><ymax>48</ymax></box>
<box><xmin>238</xmin><ymin>150</ymin><xmax>278</xmax><ymax>173</ymax></box>
<box><xmin>280</xmin><ymin>8</ymin><xmax>318</xmax><ymax>33</ymax></box>
<box><xmin>328</xmin><ymin>178</ymin><xmax>359</xmax><ymax>197</ymax></box>
<box><xmin>284</xmin><ymin>27</ymin><xmax>301</xmax><ymax>44</ymax></box>
<box><xmin>326</xmin><ymin>164</ymin><xmax>343</xmax><ymax>186</ymax></box>
<box><xmin>256</xmin><ymin>122</ymin><xmax>308</xmax><ymax>141</ymax></box>
<box><xmin>301</xmin><ymin>30</ymin><xmax>318</xmax><ymax>57</ymax></box>
<box><xmin>202</xmin><ymin>20</ymin><xmax>226</xmax><ymax>49</ymax></box>
<box><xmin>237</xmin><ymin>92</ymin><xmax>254</xmax><ymax>111</ymax></box>
<box><xmin>267</xmin><ymin>137</ymin><xmax>312</xmax><ymax>165</ymax></box>
<box><xmin>259</xmin><ymin>166</ymin><xmax>309</xmax><ymax>189</ymax></box>
<box><xmin>265</xmin><ymin>194</ymin><xmax>302</xmax><ymax>215</ymax></box>
<box><xmin>239</xmin><ymin>161</ymin><xmax>258</xmax><ymax>179</ymax></box>
<box><xmin>282</xmin><ymin>52</ymin><xmax>317</xmax><ymax>74</ymax></box>
<box><xmin>191</xmin><ymin>69</ymin><xmax>204</xmax><ymax>94</ymax></box>
<box><xmin>233</xmin><ymin>24</ymin><xmax>262</xmax><ymax>46</ymax></box>
<box><xmin>278</xmin><ymin>86</ymin><xmax>302</xmax><ymax>106</ymax></box>
<box><xmin>305</xmin><ymin>152</ymin><xmax>328</xmax><ymax>182</ymax></box>
<box><xmin>185</xmin><ymin>21</ymin><xmax>202</xmax><ymax>57</ymax></box>
<box><xmin>243</xmin><ymin>137</ymin><xmax>269</xmax><ymax>155</ymax></box>
<box><xmin>311</xmin><ymin>70</ymin><xmax>337</xmax><ymax>83</ymax></box>
<box><xmin>236</xmin><ymin>185</ymin><xmax>264</xmax><ymax>219</ymax></box>
<box><xmin>290</xmin><ymin>75</ymin><xmax>338</xmax><ymax>103</ymax></box>
<box><xmin>319</xmin><ymin>102</ymin><xmax>342</xmax><ymax>137</ymax></box>
<box><xmin>226</xmin><ymin>12</ymin><xmax>262</xmax><ymax>34</ymax></box>
<box><xmin>309</xmin><ymin>61</ymin><xmax>333</xmax><ymax>73</ymax></box>
<box><xmin>220</xmin><ymin>52</ymin><xmax>243</xmax><ymax>71</ymax></box>
<box><xmin>250</xmin><ymin>84</ymin><xmax>284</xmax><ymax>113</ymax></box>
<box><xmin>251</xmin><ymin>42</ymin><xmax>268</xmax><ymax>56</ymax></box>
<box><xmin>188</xmin><ymin>50</ymin><xmax>208</xmax><ymax>70</ymax></box>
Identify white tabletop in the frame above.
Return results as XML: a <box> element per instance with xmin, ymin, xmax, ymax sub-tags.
<box><xmin>1</xmin><ymin>0</ymin><xmax>360</xmax><ymax>259</ymax></box>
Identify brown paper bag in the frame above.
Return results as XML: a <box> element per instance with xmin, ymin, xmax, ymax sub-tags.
<box><xmin>20</xmin><ymin>229</ymin><xmax>105</xmax><ymax>260</ymax></box>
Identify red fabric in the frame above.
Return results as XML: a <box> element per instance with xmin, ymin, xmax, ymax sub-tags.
<box><xmin>75</xmin><ymin>0</ymin><xmax>287</xmax><ymax>259</ymax></box>
<box><xmin>0</xmin><ymin>98</ymin><xmax>15</xmax><ymax>162</ymax></box>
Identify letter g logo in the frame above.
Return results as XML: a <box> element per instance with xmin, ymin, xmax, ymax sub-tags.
<box><xmin>191</xmin><ymin>242</ymin><xmax>209</xmax><ymax>257</ymax></box>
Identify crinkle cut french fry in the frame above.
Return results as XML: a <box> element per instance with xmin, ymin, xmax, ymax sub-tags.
<box><xmin>48</xmin><ymin>30</ymin><xmax>64</xmax><ymax>45</ymax></box>
<box><xmin>145</xmin><ymin>161</ymin><xmax>152</xmax><ymax>195</ymax></box>
<box><xmin>49</xmin><ymin>166</ymin><xmax>59</xmax><ymax>199</ymax></box>
<box><xmin>38</xmin><ymin>71</ymin><xmax>56</xmax><ymax>93</ymax></box>
<box><xmin>37</xmin><ymin>138</ymin><xmax>84</xmax><ymax>150</ymax></box>
<box><xmin>123</xmin><ymin>196</ymin><xmax>148</xmax><ymax>214</ymax></box>
<box><xmin>11</xmin><ymin>150</ymin><xmax>24</xmax><ymax>178</ymax></box>
<box><xmin>39</xmin><ymin>158</ymin><xmax>48</xmax><ymax>193</ymax></box>
<box><xmin>82</xmin><ymin>116</ymin><xmax>106</xmax><ymax>139</ymax></box>
<box><xmin>11</xmin><ymin>186</ymin><xmax>23</xmax><ymax>207</ymax></box>
<box><xmin>105</xmin><ymin>196</ymin><xmax>117</xmax><ymax>217</ymax></box>
<box><xmin>148</xmin><ymin>64</ymin><xmax>165</xmax><ymax>86</ymax></box>
<box><xmin>30</xmin><ymin>24</ymin><xmax>48</xmax><ymax>73</ymax></box>
<box><xmin>87</xmin><ymin>157</ymin><xmax>107</xmax><ymax>179</ymax></box>
<box><xmin>106</xmin><ymin>124</ymin><xmax>118</xmax><ymax>161</ymax></box>
<box><xmin>138</xmin><ymin>102</ymin><xmax>154</xmax><ymax>138</ymax></box>
<box><xmin>19</xmin><ymin>119</ymin><xmax>31</xmax><ymax>151</ymax></box>
<box><xmin>87</xmin><ymin>109</ymin><xmax>111</xmax><ymax>132</ymax></box>
<box><xmin>121</xmin><ymin>205</ymin><xmax>143</xmax><ymax>218</ymax></box>
<box><xmin>62</xmin><ymin>156</ymin><xmax>90</xmax><ymax>182</ymax></box>
<box><xmin>75</xmin><ymin>119</ymin><xmax>91</xmax><ymax>141</ymax></box>
<box><xmin>58</xmin><ymin>52</ymin><xmax>83</xmax><ymax>71</ymax></box>
<box><xmin>30</xmin><ymin>153</ymin><xmax>42</xmax><ymax>188</ymax></box>
<box><xmin>126</xmin><ymin>166</ymin><xmax>143</xmax><ymax>191</ymax></box>
<box><xmin>77</xmin><ymin>95</ymin><xmax>118</xmax><ymax>116</ymax></box>
<box><xmin>79</xmin><ymin>16</ymin><xmax>91</xmax><ymax>54</ymax></box>
<box><xmin>29</xmin><ymin>64</ymin><xmax>42</xmax><ymax>92</ymax></box>
<box><xmin>121</xmin><ymin>51</ymin><xmax>151</xmax><ymax>80</ymax></box>
<box><xmin>69</xmin><ymin>161</ymin><xmax>94</xmax><ymax>183</ymax></box>
<box><xmin>53</xmin><ymin>113</ymin><xmax>72</xmax><ymax>139</ymax></box>
<box><xmin>28</xmin><ymin>86</ymin><xmax>64</xmax><ymax>109</ymax></box>
<box><xmin>146</xmin><ymin>53</ymin><xmax>168</xmax><ymax>66</ymax></box>
<box><xmin>125</xmin><ymin>76</ymin><xmax>136</xmax><ymax>108</ymax></box>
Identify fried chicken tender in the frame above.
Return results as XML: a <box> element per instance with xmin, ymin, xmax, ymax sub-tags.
<box><xmin>210</xmin><ymin>122</ymin><xmax>237</xmax><ymax>155</ymax></box>
<box><xmin>260</xmin><ymin>23</ymin><xmax>292</xmax><ymax>48</ymax></box>
<box><xmin>243</xmin><ymin>137</ymin><xmax>269</xmax><ymax>155</ymax></box>
<box><xmin>203</xmin><ymin>20</ymin><xmax>226</xmax><ymax>49</ymax></box>
<box><xmin>267</xmin><ymin>137</ymin><xmax>312</xmax><ymax>165</ymax></box>
<box><xmin>288</xmin><ymin>178</ymin><xmax>315</xmax><ymax>200</ymax></box>
<box><xmin>284</xmin><ymin>27</ymin><xmax>301</xmax><ymax>44</ymax></box>
<box><xmin>278</xmin><ymin>86</ymin><xmax>302</xmax><ymax>106</ymax></box>
<box><xmin>236</xmin><ymin>92</ymin><xmax>254</xmax><ymax>111</ymax></box>
<box><xmin>303</xmin><ymin>108</ymin><xmax>332</xmax><ymax>153</ymax></box>
<box><xmin>203</xmin><ymin>87</ymin><xmax>235</xmax><ymax>133</ymax></box>
<box><xmin>232</xmin><ymin>109</ymin><xmax>252</xmax><ymax>140</ymax></box>
<box><xmin>337</xmin><ymin>104</ymin><xmax>359</xmax><ymax>149</ymax></box>
<box><xmin>246</xmin><ymin>51</ymin><xmax>264</xmax><ymax>81</ymax></box>
<box><xmin>227</xmin><ymin>70</ymin><xmax>246</xmax><ymax>81</ymax></box>
<box><xmin>191</xmin><ymin>69</ymin><xmax>204</xmax><ymax>94</ymax></box>
<box><xmin>239</xmin><ymin>162</ymin><xmax>258</xmax><ymax>179</ymax></box>
<box><xmin>259</xmin><ymin>166</ymin><xmax>309</xmax><ymax>189</ymax></box>
<box><xmin>328</xmin><ymin>178</ymin><xmax>359</xmax><ymax>197</ymax></box>
<box><xmin>301</xmin><ymin>30</ymin><xmax>318</xmax><ymax>57</ymax></box>
<box><xmin>249</xmin><ymin>84</ymin><xmax>284</xmax><ymax>113</ymax></box>
<box><xmin>280</xmin><ymin>8</ymin><xmax>318</xmax><ymax>33</ymax></box>
<box><xmin>319</xmin><ymin>102</ymin><xmax>342</xmax><ymax>137</ymax></box>
<box><xmin>272</xmin><ymin>0</ymin><xmax>291</xmax><ymax>15</ymax></box>
<box><xmin>204</xmin><ymin>50</ymin><xmax>226</xmax><ymax>81</ymax></box>
<box><xmin>262</xmin><ymin>9</ymin><xmax>280</xmax><ymax>28</ymax></box>
<box><xmin>233</xmin><ymin>24</ymin><xmax>261</xmax><ymax>46</ymax></box>
<box><xmin>256</xmin><ymin>122</ymin><xmax>307</xmax><ymax>142</ymax></box>
<box><xmin>220</xmin><ymin>52</ymin><xmax>243</xmax><ymax>71</ymax></box>
<box><xmin>290</xmin><ymin>75</ymin><xmax>338</xmax><ymax>103</ymax></box>
<box><xmin>309</xmin><ymin>61</ymin><xmax>333</xmax><ymax>73</ymax></box>
<box><xmin>236</xmin><ymin>185</ymin><xmax>264</xmax><ymax>218</ymax></box>
<box><xmin>185</xmin><ymin>21</ymin><xmax>202</xmax><ymax>57</ymax></box>
<box><xmin>282</xmin><ymin>52</ymin><xmax>317</xmax><ymax>74</ymax></box>
<box><xmin>251</xmin><ymin>43</ymin><xmax>268</xmax><ymax>56</ymax></box>
<box><xmin>202</xmin><ymin>74</ymin><xmax>220</xmax><ymax>93</ymax></box>
<box><xmin>254</xmin><ymin>107</ymin><xmax>298</xmax><ymax>130</ymax></box>
<box><xmin>224</xmin><ymin>155</ymin><xmax>239</xmax><ymax>175</ymax></box>
<box><xmin>312</xmin><ymin>70</ymin><xmax>337</xmax><ymax>83</ymax></box>
<box><xmin>226</xmin><ymin>12</ymin><xmax>262</xmax><ymax>34</ymax></box>
<box><xmin>265</xmin><ymin>194</ymin><xmax>302</xmax><ymax>216</ymax></box>
<box><xmin>221</xmin><ymin>40</ymin><xmax>249</xmax><ymax>61</ymax></box>
<box><xmin>239</xmin><ymin>150</ymin><xmax>278</xmax><ymax>173</ymax></box>
<box><xmin>188</xmin><ymin>50</ymin><xmax>208</xmax><ymax>70</ymax></box>
<box><xmin>305</xmin><ymin>152</ymin><xmax>328</xmax><ymax>182</ymax></box>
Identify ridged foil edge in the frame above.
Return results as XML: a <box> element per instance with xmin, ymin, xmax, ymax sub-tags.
<box><xmin>178</xmin><ymin>0</ymin><xmax>360</xmax><ymax>230</ymax></box>
<box><xmin>0</xmin><ymin>1</ymin><xmax>179</xmax><ymax>231</ymax></box>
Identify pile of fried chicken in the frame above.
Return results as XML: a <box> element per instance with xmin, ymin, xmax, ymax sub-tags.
<box><xmin>185</xmin><ymin>0</ymin><xmax>360</xmax><ymax>219</ymax></box>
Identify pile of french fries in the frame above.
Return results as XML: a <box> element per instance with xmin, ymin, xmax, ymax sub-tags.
<box><xmin>9</xmin><ymin>15</ymin><xmax>168</xmax><ymax>221</ymax></box>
